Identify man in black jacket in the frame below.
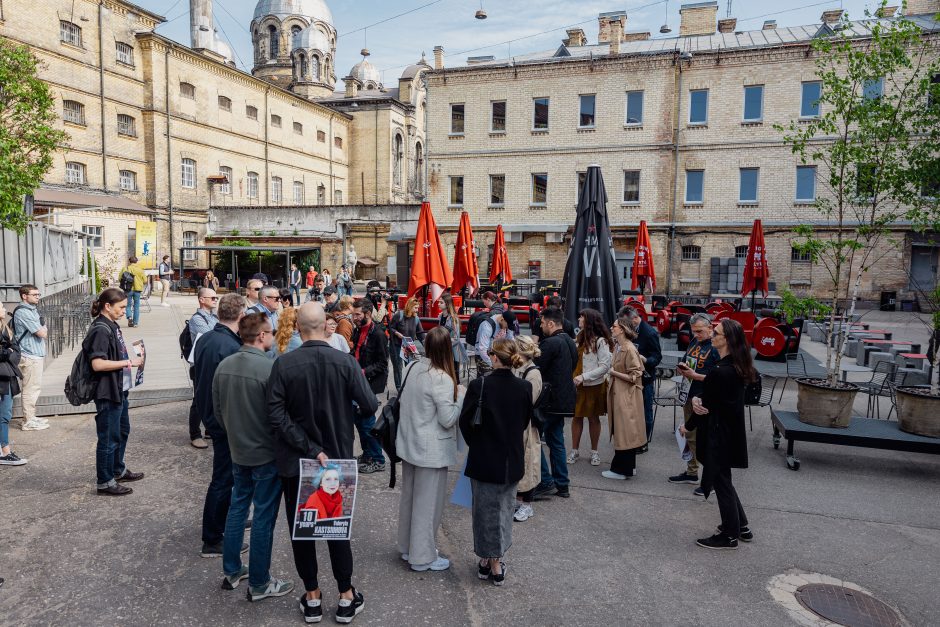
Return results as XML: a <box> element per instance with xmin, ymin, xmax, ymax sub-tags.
<box><xmin>350</xmin><ymin>298</ymin><xmax>388</xmax><ymax>474</ymax></box>
<box><xmin>193</xmin><ymin>293</ymin><xmax>247</xmax><ymax>557</ymax></box>
<box><xmin>268</xmin><ymin>302</ymin><xmax>377</xmax><ymax>623</ymax></box>
<box><xmin>532</xmin><ymin>295</ymin><xmax>575</xmax><ymax>342</ymax></box>
<box><xmin>532</xmin><ymin>307</ymin><xmax>577</xmax><ymax>498</ymax></box>
<box><xmin>621</xmin><ymin>306</ymin><xmax>662</xmax><ymax>446</ymax></box>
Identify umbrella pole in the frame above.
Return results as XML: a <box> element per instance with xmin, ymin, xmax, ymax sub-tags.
<box><xmin>751</xmin><ymin>290</ymin><xmax>756</xmax><ymax>313</ymax></box>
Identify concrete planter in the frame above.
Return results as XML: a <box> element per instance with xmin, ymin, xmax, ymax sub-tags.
<box><xmin>896</xmin><ymin>387</ymin><xmax>940</xmax><ymax>438</ymax></box>
<box><xmin>796</xmin><ymin>378</ymin><xmax>858</xmax><ymax>428</ymax></box>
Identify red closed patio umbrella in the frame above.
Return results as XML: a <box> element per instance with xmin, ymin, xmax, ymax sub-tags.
<box><xmin>408</xmin><ymin>202</ymin><xmax>453</xmax><ymax>304</ymax></box>
<box><xmin>489</xmin><ymin>225</ymin><xmax>513</xmax><ymax>291</ymax></box>
<box><xmin>451</xmin><ymin>211</ymin><xmax>480</xmax><ymax>296</ymax></box>
<box><xmin>741</xmin><ymin>219</ymin><xmax>770</xmax><ymax>308</ymax></box>
<box><xmin>632</xmin><ymin>220</ymin><xmax>656</xmax><ymax>294</ymax></box>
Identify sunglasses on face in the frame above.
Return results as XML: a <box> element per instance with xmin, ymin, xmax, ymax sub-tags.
<box><xmin>201</xmin><ymin>296</ymin><xmax>219</xmax><ymax>301</ymax></box>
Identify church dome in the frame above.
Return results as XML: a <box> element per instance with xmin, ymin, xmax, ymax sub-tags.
<box><xmin>295</xmin><ymin>25</ymin><xmax>331</xmax><ymax>53</ymax></box>
<box><xmin>253</xmin><ymin>0</ymin><xmax>333</xmax><ymax>25</ymax></box>
<box><xmin>213</xmin><ymin>38</ymin><xmax>235</xmax><ymax>65</ymax></box>
<box><xmin>350</xmin><ymin>58</ymin><xmax>381</xmax><ymax>88</ymax></box>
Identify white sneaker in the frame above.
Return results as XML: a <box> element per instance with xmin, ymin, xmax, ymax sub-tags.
<box><xmin>590</xmin><ymin>451</ymin><xmax>601</xmax><ymax>466</ymax></box>
<box><xmin>566</xmin><ymin>450</ymin><xmax>580</xmax><ymax>464</ymax></box>
<box><xmin>161</xmin><ymin>302</ymin><xmax>171</xmax><ymax>307</ymax></box>
<box><xmin>22</xmin><ymin>420</ymin><xmax>50</xmax><ymax>431</ymax></box>
<box><xmin>601</xmin><ymin>470</ymin><xmax>628</xmax><ymax>480</ymax></box>
<box><xmin>410</xmin><ymin>556</ymin><xmax>450</xmax><ymax>572</ymax></box>
<box><xmin>513</xmin><ymin>503</ymin><xmax>534</xmax><ymax>522</ymax></box>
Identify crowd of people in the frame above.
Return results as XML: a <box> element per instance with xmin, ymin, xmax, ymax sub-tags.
<box><xmin>1</xmin><ymin>277</ymin><xmax>757</xmax><ymax>622</ymax></box>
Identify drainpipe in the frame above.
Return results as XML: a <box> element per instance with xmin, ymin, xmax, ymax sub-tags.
<box><xmin>374</xmin><ymin>106</ymin><xmax>379</xmax><ymax>204</ymax></box>
<box><xmin>329</xmin><ymin>113</ymin><xmax>335</xmax><ymax>204</ymax></box>
<box><xmin>264</xmin><ymin>87</ymin><xmax>270</xmax><ymax>205</ymax></box>
<box><xmin>98</xmin><ymin>3</ymin><xmax>108</xmax><ymax>190</ymax></box>
<box><xmin>422</xmin><ymin>74</ymin><xmax>429</xmax><ymax>198</ymax></box>
<box><xmin>165</xmin><ymin>46</ymin><xmax>175</xmax><ymax>266</ymax></box>
<box><xmin>666</xmin><ymin>53</ymin><xmax>685</xmax><ymax>296</ymax></box>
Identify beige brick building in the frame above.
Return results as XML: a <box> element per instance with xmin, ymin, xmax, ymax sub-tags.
<box><xmin>426</xmin><ymin>2</ymin><xmax>940</xmax><ymax>302</ymax></box>
<box><xmin>0</xmin><ymin>0</ymin><xmax>426</xmax><ymax>281</ymax></box>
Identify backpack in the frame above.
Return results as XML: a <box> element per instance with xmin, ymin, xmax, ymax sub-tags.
<box><xmin>370</xmin><ymin>360</ymin><xmax>417</xmax><ymax>489</ymax></box>
<box><xmin>10</xmin><ymin>305</ymin><xmax>32</xmax><ymax>347</ymax></box>
<box><xmin>65</xmin><ymin>321</ymin><xmax>111</xmax><ymax>406</ymax></box>
<box><xmin>119</xmin><ymin>269</ymin><xmax>135</xmax><ymax>292</ymax></box>
<box><xmin>179</xmin><ymin>320</ymin><xmax>193</xmax><ymax>360</ymax></box>
<box><xmin>522</xmin><ymin>365</ymin><xmax>550</xmax><ymax>430</ymax></box>
<box><xmin>465</xmin><ymin>310</ymin><xmax>495</xmax><ymax>346</ymax></box>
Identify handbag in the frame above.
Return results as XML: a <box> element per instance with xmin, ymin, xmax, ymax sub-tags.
<box><xmin>471</xmin><ymin>377</ymin><xmax>485</xmax><ymax>427</ymax></box>
<box><xmin>371</xmin><ymin>361</ymin><xmax>417</xmax><ymax>488</ymax></box>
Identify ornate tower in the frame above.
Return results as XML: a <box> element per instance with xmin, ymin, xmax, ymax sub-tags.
<box><xmin>251</xmin><ymin>0</ymin><xmax>337</xmax><ymax>91</ymax></box>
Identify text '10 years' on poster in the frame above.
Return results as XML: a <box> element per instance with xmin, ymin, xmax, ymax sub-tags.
<box><xmin>292</xmin><ymin>458</ymin><xmax>358</xmax><ymax>541</ymax></box>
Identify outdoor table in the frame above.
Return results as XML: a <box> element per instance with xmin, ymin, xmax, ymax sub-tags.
<box><xmin>838</xmin><ymin>363</ymin><xmax>871</xmax><ymax>382</ymax></box>
<box><xmin>770</xmin><ymin>408</ymin><xmax>940</xmax><ymax>471</ymax></box>
<box><xmin>861</xmin><ymin>329</ymin><xmax>893</xmax><ymax>340</ymax></box>
<box><xmin>898</xmin><ymin>352</ymin><xmax>928</xmax><ymax>368</ymax></box>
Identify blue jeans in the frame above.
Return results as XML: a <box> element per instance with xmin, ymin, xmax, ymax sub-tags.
<box><xmin>202</xmin><ymin>415</ymin><xmax>234</xmax><ymax>545</ymax></box>
<box><xmin>0</xmin><ymin>392</ymin><xmax>13</xmax><ymax>448</ymax></box>
<box><xmin>126</xmin><ymin>290</ymin><xmax>141</xmax><ymax>325</ymax></box>
<box><xmin>94</xmin><ymin>392</ymin><xmax>130</xmax><ymax>487</ymax></box>
<box><xmin>643</xmin><ymin>382</ymin><xmax>655</xmax><ymax>441</ymax></box>
<box><xmin>539</xmin><ymin>415</ymin><xmax>569</xmax><ymax>488</ymax></box>
<box><xmin>355</xmin><ymin>411</ymin><xmax>385</xmax><ymax>463</ymax></box>
<box><xmin>289</xmin><ymin>286</ymin><xmax>300</xmax><ymax>305</ymax></box>
<box><xmin>224</xmin><ymin>461</ymin><xmax>282</xmax><ymax>588</ymax></box>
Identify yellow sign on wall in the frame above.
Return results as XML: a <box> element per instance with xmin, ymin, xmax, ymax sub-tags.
<box><xmin>135</xmin><ymin>220</ymin><xmax>157</xmax><ymax>269</ymax></box>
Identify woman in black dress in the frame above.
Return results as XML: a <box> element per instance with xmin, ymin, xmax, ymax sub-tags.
<box><xmin>681</xmin><ymin>318</ymin><xmax>757</xmax><ymax>550</ymax></box>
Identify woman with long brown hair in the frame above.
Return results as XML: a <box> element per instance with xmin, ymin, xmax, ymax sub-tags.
<box><xmin>274</xmin><ymin>306</ymin><xmax>301</xmax><ymax>355</ymax></box>
<box><xmin>439</xmin><ymin>292</ymin><xmax>468</xmax><ymax>374</ymax></box>
<box><xmin>569</xmin><ymin>308</ymin><xmax>613</xmax><ymax>466</ymax></box>
<box><xmin>396</xmin><ymin>326</ymin><xmax>466</xmax><ymax>572</ymax></box>
<box><xmin>682</xmin><ymin>318</ymin><xmax>757</xmax><ymax>550</ymax></box>
<box><xmin>604</xmin><ymin>313</ymin><xmax>647</xmax><ymax>480</ymax></box>
<box><xmin>390</xmin><ymin>296</ymin><xmax>427</xmax><ymax>389</ymax></box>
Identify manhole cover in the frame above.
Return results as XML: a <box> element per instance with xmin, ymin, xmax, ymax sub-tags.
<box><xmin>795</xmin><ymin>584</ymin><xmax>903</xmax><ymax>627</ymax></box>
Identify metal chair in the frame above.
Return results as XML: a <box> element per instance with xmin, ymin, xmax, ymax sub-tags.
<box><xmin>139</xmin><ymin>283</ymin><xmax>153</xmax><ymax>313</ymax></box>
<box><xmin>856</xmin><ymin>360</ymin><xmax>898</xmax><ymax>418</ymax></box>
<box><xmin>745</xmin><ymin>374</ymin><xmax>778</xmax><ymax>432</ymax></box>
<box><xmin>777</xmin><ymin>353</ymin><xmax>808</xmax><ymax>402</ymax></box>
<box><xmin>654</xmin><ymin>379</ymin><xmax>687</xmax><ymax>431</ymax></box>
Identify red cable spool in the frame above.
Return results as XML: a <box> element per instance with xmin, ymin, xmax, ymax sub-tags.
<box><xmin>627</xmin><ymin>300</ymin><xmax>647</xmax><ymax>320</ymax></box>
<box><xmin>656</xmin><ymin>309</ymin><xmax>672</xmax><ymax>334</ymax></box>
<box><xmin>753</xmin><ymin>316</ymin><xmax>778</xmax><ymax>333</ymax></box>
<box><xmin>752</xmin><ymin>325</ymin><xmax>786</xmax><ymax>358</ymax></box>
<box><xmin>713</xmin><ymin>309</ymin><xmax>730</xmax><ymax>321</ymax></box>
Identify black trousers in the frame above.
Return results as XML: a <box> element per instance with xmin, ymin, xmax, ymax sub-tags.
<box><xmin>201</xmin><ymin>416</ymin><xmax>233</xmax><ymax>545</ymax></box>
<box><xmin>282</xmin><ymin>474</ymin><xmax>353</xmax><ymax>594</ymax></box>
<box><xmin>610</xmin><ymin>449</ymin><xmax>637</xmax><ymax>476</ymax></box>
<box><xmin>188</xmin><ymin>367</ymin><xmax>203</xmax><ymax>440</ymax></box>
<box><xmin>712</xmin><ymin>465</ymin><xmax>748</xmax><ymax>537</ymax></box>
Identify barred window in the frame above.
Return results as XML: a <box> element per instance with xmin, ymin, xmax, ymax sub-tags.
<box><xmin>65</xmin><ymin>162</ymin><xmax>86</xmax><ymax>185</ymax></box>
<box><xmin>117</xmin><ymin>114</ymin><xmax>136</xmax><ymax>137</ymax></box>
<box><xmin>63</xmin><ymin>100</ymin><xmax>85</xmax><ymax>125</ymax></box>
<box><xmin>681</xmin><ymin>245</ymin><xmax>701</xmax><ymax>261</ymax></box>
<box><xmin>115</xmin><ymin>42</ymin><xmax>134</xmax><ymax>65</ymax></box>
<box><xmin>60</xmin><ymin>21</ymin><xmax>82</xmax><ymax>46</ymax></box>
<box><xmin>791</xmin><ymin>247</ymin><xmax>812</xmax><ymax>262</ymax></box>
<box><xmin>735</xmin><ymin>245</ymin><xmax>749</xmax><ymax>259</ymax></box>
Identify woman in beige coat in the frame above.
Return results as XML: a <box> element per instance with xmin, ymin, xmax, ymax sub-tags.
<box><xmin>512</xmin><ymin>335</ymin><xmax>542</xmax><ymax>522</ymax></box>
<box><xmin>603</xmin><ymin>313</ymin><xmax>647</xmax><ymax>480</ymax></box>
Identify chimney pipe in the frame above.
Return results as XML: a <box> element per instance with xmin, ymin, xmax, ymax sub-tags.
<box><xmin>597</xmin><ymin>11</ymin><xmax>626</xmax><ymax>44</ymax></box>
<box><xmin>876</xmin><ymin>5</ymin><xmax>899</xmax><ymax>18</ymax></box>
<box><xmin>717</xmin><ymin>17</ymin><xmax>737</xmax><ymax>33</ymax></box>
<box><xmin>190</xmin><ymin>0</ymin><xmax>213</xmax><ymax>50</ymax></box>
<box><xmin>679</xmin><ymin>1</ymin><xmax>719</xmax><ymax>37</ymax></box>
<box><xmin>904</xmin><ymin>1</ymin><xmax>940</xmax><ymax>15</ymax></box>
<box><xmin>762</xmin><ymin>20</ymin><xmax>777</xmax><ymax>30</ymax></box>
<box><xmin>608</xmin><ymin>19</ymin><xmax>622</xmax><ymax>55</ymax></box>
<box><xmin>433</xmin><ymin>46</ymin><xmax>444</xmax><ymax>70</ymax></box>
<box><xmin>820</xmin><ymin>9</ymin><xmax>844</xmax><ymax>24</ymax></box>
<box><xmin>564</xmin><ymin>28</ymin><xmax>586</xmax><ymax>47</ymax></box>
<box><xmin>344</xmin><ymin>76</ymin><xmax>360</xmax><ymax>99</ymax></box>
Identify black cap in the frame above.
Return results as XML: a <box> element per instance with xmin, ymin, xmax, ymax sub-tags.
<box><xmin>323</xmin><ymin>285</ymin><xmax>336</xmax><ymax>296</ymax></box>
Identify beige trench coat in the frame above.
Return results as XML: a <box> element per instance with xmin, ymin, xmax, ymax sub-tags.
<box><xmin>607</xmin><ymin>340</ymin><xmax>647</xmax><ymax>451</ymax></box>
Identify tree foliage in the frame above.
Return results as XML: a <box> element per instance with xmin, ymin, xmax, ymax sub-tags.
<box><xmin>0</xmin><ymin>39</ymin><xmax>68</xmax><ymax>233</ymax></box>
<box><xmin>776</xmin><ymin>2</ymin><xmax>940</xmax><ymax>385</ymax></box>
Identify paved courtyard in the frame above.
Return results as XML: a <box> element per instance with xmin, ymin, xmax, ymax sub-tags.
<box><xmin>1</xmin><ymin>305</ymin><xmax>938</xmax><ymax>626</ymax></box>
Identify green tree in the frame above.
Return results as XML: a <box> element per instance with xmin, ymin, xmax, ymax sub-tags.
<box><xmin>776</xmin><ymin>2</ymin><xmax>940</xmax><ymax>385</ymax></box>
<box><xmin>0</xmin><ymin>40</ymin><xmax>68</xmax><ymax>232</ymax></box>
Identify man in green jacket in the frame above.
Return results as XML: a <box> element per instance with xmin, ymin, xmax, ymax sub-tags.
<box><xmin>212</xmin><ymin>312</ymin><xmax>294</xmax><ymax>602</ymax></box>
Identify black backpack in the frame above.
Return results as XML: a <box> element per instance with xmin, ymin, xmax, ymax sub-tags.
<box><xmin>65</xmin><ymin>321</ymin><xmax>111</xmax><ymax>406</ymax></box>
<box><xmin>465</xmin><ymin>310</ymin><xmax>495</xmax><ymax>346</ymax></box>
<box><xmin>119</xmin><ymin>270</ymin><xmax>135</xmax><ymax>292</ymax></box>
<box><xmin>522</xmin><ymin>365</ymin><xmax>551</xmax><ymax>430</ymax></box>
<box><xmin>179</xmin><ymin>321</ymin><xmax>193</xmax><ymax>360</ymax></box>
<box><xmin>370</xmin><ymin>361</ymin><xmax>417</xmax><ymax>489</ymax></box>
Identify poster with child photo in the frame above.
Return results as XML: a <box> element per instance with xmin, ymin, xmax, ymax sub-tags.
<box><xmin>292</xmin><ymin>458</ymin><xmax>359</xmax><ymax>541</ymax></box>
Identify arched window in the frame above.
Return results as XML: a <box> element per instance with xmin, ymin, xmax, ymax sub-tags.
<box><xmin>415</xmin><ymin>142</ymin><xmax>424</xmax><ymax>192</ymax></box>
<box><xmin>119</xmin><ymin>170</ymin><xmax>137</xmax><ymax>191</ymax></box>
<box><xmin>298</xmin><ymin>53</ymin><xmax>308</xmax><ymax>79</ymax></box>
<box><xmin>268</xmin><ymin>25</ymin><xmax>279</xmax><ymax>59</ymax></box>
<box><xmin>63</xmin><ymin>100</ymin><xmax>85</xmax><ymax>125</ymax></box>
<box><xmin>291</xmin><ymin>25</ymin><xmax>302</xmax><ymax>50</ymax></box>
<box><xmin>393</xmin><ymin>134</ymin><xmax>403</xmax><ymax>187</ymax></box>
<box><xmin>65</xmin><ymin>162</ymin><xmax>86</xmax><ymax>185</ymax></box>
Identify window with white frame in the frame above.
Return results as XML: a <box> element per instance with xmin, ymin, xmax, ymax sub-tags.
<box><xmin>183</xmin><ymin>231</ymin><xmax>197</xmax><ymax>261</ymax></box>
<box><xmin>180</xmin><ymin>82</ymin><xmax>195</xmax><ymax>100</ymax></box>
<box><xmin>795</xmin><ymin>165</ymin><xmax>817</xmax><ymax>201</ymax></box>
<box><xmin>247</xmin><ymin>172</ymin><xmax>259</xmax><ymax>199</ymax></box>
<box><xmin>791</xmin><ymin>247</ymin><xmax>812</xmax><ymax>262</ymax></box>
<box><xmin>63</xmin><ymin>100</ymin><xmax>85</xmax><ymax>125</ymax></box>
<box><xmin>801</xmin><ymin>81</ymin><xmax>821</xmax><ymax>117</ymax></box>
<box><xmin>685</xmin><ymin>170</ymin><xmax>704</xmax><ymax>203</ymax></box>
<box><xmin>681</xmin><ymin>245</ymin><xmax>701</xmax><ymax>261</ymax></box>
<box><xmin>739</xmin><ymin>168</ymin><xmax>759</xmax><ymax>203</ymax></box>
<box><xmin>735</xmin><ymin>245</ymin><xmax>749</xmax><ymax>259</ymax></box>
<box><xmin>449</xmin><ymin>176</ymin><xmax>464</xmax><ymax>206</ymax></box>
<box><xmin>181</xmin><ymin>158</ymin><xmax>196</xmax><ymax>189</ymax></box>
<box><xmin>60</xmin><ymin>21</ymin><xmax>81</xmax><ymax>46</ymax></box>
<box><xmin>450</xmin><ymin>104</ymin><xmax>465</xmax><ymax>134</ymax></box>
<box><xmin>81</xmin><ymin>225</ymin><xmax>103</xmax><ymax>248</ymax></box>
<box><xmin>65</xmin><ymin>162</ymin><xmax>86</xmax><ymax>184</ymax></box>
<box><xmin>271</xmin><ymin>176</ymin><xmax>282</xmax><ymax>203</ymax></box>
<box><xmin>623</xmin><ymin>170</ymin><xmax>640</xmax><ymax>203</ymax></box>
<box><xmin>689</xmin><ymin>90</ymin><xmax>708</xmax><ymax>124</ymax></box>
<box><xmin>533</xmin><ymin>98</ymin><xmax>549</xmax><ymax>130</ymax></box>
<box><xmin>625</xmin><ymin>90</ymin><xmax>643</xmax><ymax>125</ymax></box>
<box><xmin>119</xmin><ymin>170</ymin><xmax>137</xmax><ymax>191</ymax></box>
<box><xmin>115</xmin><ymin>42</ymin><xmax>134</xmax><ymax>66</ymax></box>
<box><xmin>218</xmin><ymin>95</ymin><xmax>232</xmax><ymax>111</ymax></box>
<box><xmin>490</xmin><ymin>174</ymin><xmax>505</xmax><ymax>205</ymax></box>
<box><xmin>293</xmin><ymin>181</ymin><xmax>304</xmax><ymax>204</ymax></box>
<box><xmin>743</xmin><ymin>85</ymin><xmax>764</xmax><ymax>121</ymax></box>
<box><xmin>532</xmin><ymin>173</ymin><xmax>548</xmax><ymax>205</ymax></box>
<box><xmin>491</xmin><ymin>101</ymin><xmax>506</xmax><ymax>132</ymax></box>
<box><xmin>219</xmin><ymin>166</ymin><xmax>232</xmax><ymax>194</ymax></box>
<box><xmin>117</xmin><ymin>114</ymin><xmax>136</xmax><ymax>137</ymax></box>
<box><xmin>579</xmin><ymin>94</ymin><xmax>596</xmax><ymax>128</ymax></box>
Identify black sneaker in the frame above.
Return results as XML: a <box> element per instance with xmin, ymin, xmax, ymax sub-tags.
<box><xmin>531</xmin><ymin>482</ymin><xmax>555</xmax><ymax>499</ymax></box>
<box><xmin>637</xmin><ymin>444</ymin><xmax>649</xmax><ymax>454</ymax></box>
<box><xmin>0</xmin><ymin>452</ymin><xmax>27</xmax><ymax>466</ymax></box>
<box><xmin>97</xmin><ymin>484</ymin><xmax>133</xmax><ymax>496</ymax></box>
<box><xmin>668</xmin><ymin>472</ymin><xmax>699</xmax><ymax>484</ymax></box>
<box><xmin>299</xmin><ymin>594</ymin><xmax>323</xmax><ymax>623</ymax></box>
<box><xmin>717</xmin><ymin>525</ymin><xmax>753</xmax><ymax>542</ymax></box>
<box><xmin>358</xmin><ymin>461</ymin><xmax>386</xmax><ymax>475</ymax></box>
<box><xmin>201</xmin><ymin>542</ymin><xmax>248</xmax><ymax>558</ymax></box>
<box><xmin>696</xmin><ymin>534</ymin><xmax>738</xmax><ymax>550</ymax></box>
<box><xmin>117</xmin><ymin>470</ymin><xmax>144</xmax><ymax>482</ymax></box>
<box><xmin>477</xmin><ymin>560</ymin><xmax>491</xmax><ymax>580</ymax></box>
<box><xmin>335</xmin><ymin>588</ymin><xmax>364</xmax><ymax>624</ymax></box>
<box><xmin>491</xmin><ymin>562</ymin><xmax>507</xmax><ymax>587</ymax></box>
<box><xmin>693</xmin><ymin>486</ymin><xmax>705</xmax><ymax>497</ymax></box>
<box><xmin>554</xmin><ymin>486</ymin><xmax>570</xmax><ymax>498</ymax></box>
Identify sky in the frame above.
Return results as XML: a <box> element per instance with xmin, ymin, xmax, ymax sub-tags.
<box><xmin>136</xmin><ymin>0</ymin><xmax>878</xmax><ymax>84</ymax></box>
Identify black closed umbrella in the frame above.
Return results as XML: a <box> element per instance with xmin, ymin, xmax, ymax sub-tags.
<box><xmin>562</xmin><ymin>165</ymin><xmax>621</xmax><ymax>327</ymax></box>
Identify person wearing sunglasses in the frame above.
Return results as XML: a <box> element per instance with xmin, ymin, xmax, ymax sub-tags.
<box><xmin>245</xmin><ymin>279</ymin><xmax>264</xmax><ymax>310</ymax></box>
<box><xmin>187</xmin><ymin>288</ymin><xmax>220</xmax><ymax>449</ymax></box>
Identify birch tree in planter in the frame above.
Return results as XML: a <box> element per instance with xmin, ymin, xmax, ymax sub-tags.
<box><xmin>776</xmin><ymin>3</ymin><xmax>940</xmax><ymax>388</ymax></box>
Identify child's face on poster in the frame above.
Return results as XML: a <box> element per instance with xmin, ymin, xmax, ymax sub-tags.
<box><xmin>321</xmin><ymin>470</ymin><xmax>340</xmax><ymax>495</ymax></box>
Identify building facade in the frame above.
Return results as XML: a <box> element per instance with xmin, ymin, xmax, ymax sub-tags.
<box><xmin>426</xmin><ymin>2</ymin><xmax>940</xmax><ymax>301</ymax></box>
<box><xmin>0</xmin><ymin>0</ymin><xmax>425</xmax><ymax>278</ymax></box>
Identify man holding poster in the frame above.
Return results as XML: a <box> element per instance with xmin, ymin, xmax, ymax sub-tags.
<box><xmin>268</xmin><ymin>302</ymin><xmax>377</xmax><ymax>624</ymax></box>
